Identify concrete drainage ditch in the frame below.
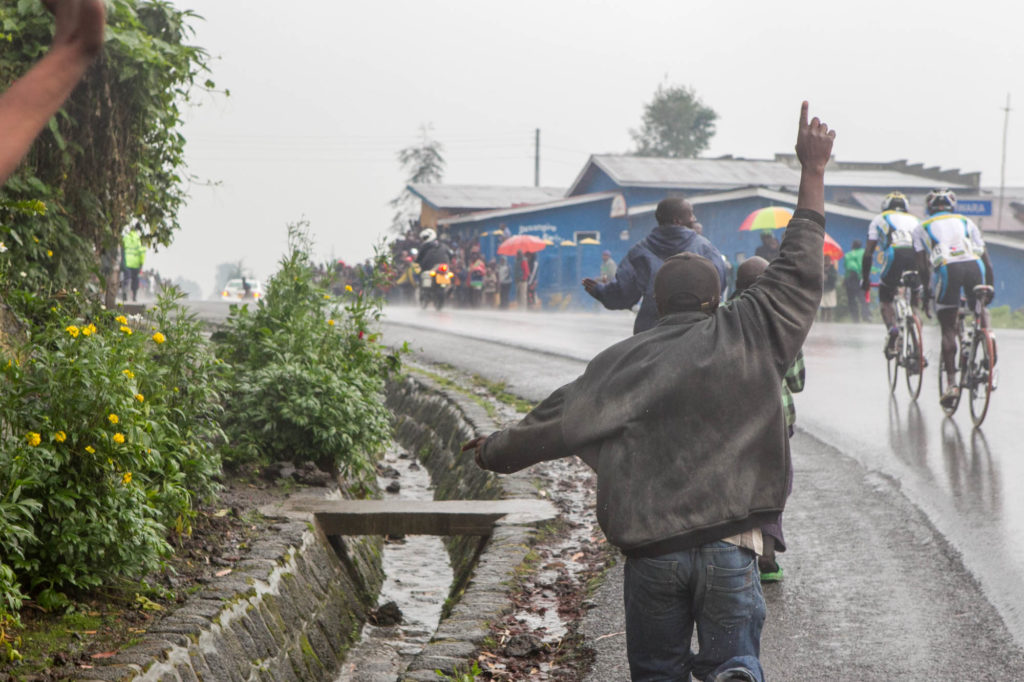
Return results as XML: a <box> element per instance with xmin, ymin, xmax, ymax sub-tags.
<box><xmin>75</xmin><ymin>372</ymin><xmax>558</xmax><ymax>682</ymax></box>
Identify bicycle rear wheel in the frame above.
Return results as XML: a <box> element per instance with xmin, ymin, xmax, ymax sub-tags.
<box><xmin>969</xmin><ymin>330</ymin><xmax>994</xmax><ymax>426</ymax></box>
<box><xmin>938</xmin><ymin>356</ymin><xmax>961</xmax><ymax>416</ymax></box>
<box><xmin>904</xmin><ymin>316</ymin><xmax>924</xmax><ymax>400</ymax></box>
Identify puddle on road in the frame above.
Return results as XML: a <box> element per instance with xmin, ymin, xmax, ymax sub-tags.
<box><xmin>334</xmin><ymin>444</ymin><xmax>454</xmax><ymax>682</ymax></box>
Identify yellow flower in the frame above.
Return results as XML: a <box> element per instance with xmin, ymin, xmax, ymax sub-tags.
<box><xmin>122</xmin><ymin>369</ymin><xmax>135</xmax><ymax>379</ymax></box>
<box><xmin>328</xmin><ymin>319</ymin><xmax>335</xmax><ymax>327</ymax></box>
<box><xmin>119</xmin><ymin>325</ymin><xmax>132</xmax><ymax>335</ymax></box>
<box><xmin>26</xmin><ymin>432</ymin><xmax>41</xmax><ymax>447</ymax></box>
<box><xmin>82</xmin><ymin>323</ymin><xmax>97</xmax><ymax>337</ymax></box>
<box><xmin>151</xmin><ymin>332</ymin><xmax>166</xmax><ymax>344</ymax></box>
<box><xmin>32</xmin><ymin>236</ymin><xmax>39</xmax><ymax>243</ymax></box>
<box><xmin>344</xmin><ymin>284</ymin><xmax>353</xmax><ymax>292</ymax></box>
<box><xmin>135</xmin><ymin>393</ymin><xmax>144</xmax><ymax>402</ymax></box>
<box><xmin>113</xmin><ymin>433</ymin><xmax>125</xmax><ymax>444</ymax></box>
<box><xmin>65</xmin><ymin>325</ymin><xmax>80</xmax><ymax>338</ymax></box>
<box><xmin>108</xmin><ymin>413</ymin><xmax>119</xmax><ymax>424</ymax></box>
<box><xmin>323</xmin><ymin>294</ymin><xmax>330</xmax><ymax>299</ymax></box>
<box><xmin>46</xmin><ymin>249</ymin><xmax>53</xmax><ymax>258</ymax></box>
<box><xmin>115</xmin><ymin>315</ymin><xmax>128</xmax><ymax>325</ymax></box>
<box><xmin>122</xmin><ymin>472</ymin><xmax>132</xmax><ymax>485</ymax></box>
<box><xmin>85</xmin><ymin>445</ymin><xmax>96</xmax><ymax>454</ymax></box>
<box><xmin>55</xmin><ymin>431</ymin><xmax>67</xmax><ymax>443</ymax></box>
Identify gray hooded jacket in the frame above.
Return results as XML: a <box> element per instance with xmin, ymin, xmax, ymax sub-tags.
<box><xmin>478</xmin><ymin>211</ymin><xmax>824</xmax><ymax>556</ymax></box>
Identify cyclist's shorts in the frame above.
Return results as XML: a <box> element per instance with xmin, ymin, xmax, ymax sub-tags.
<box><xmin>878</xmin><ymin>248</ymin><xmax>918</xmax><ymax>304</ymax></box>
<box><xmin>934</xmin><ymin>259</ymin><xmax>985</xmax><ymax>311</ymax></box>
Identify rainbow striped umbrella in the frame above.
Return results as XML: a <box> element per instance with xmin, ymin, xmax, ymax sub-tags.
<box><xmin>739</xmin><ymin>206</ymin><xmax>793</xmax><ymax>231</ymax></box>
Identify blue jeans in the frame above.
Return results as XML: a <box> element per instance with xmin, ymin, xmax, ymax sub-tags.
<box><xmin>624</xmin><ymin>541</ymin><xmax>766</xmax><ymax>681</ymax></box>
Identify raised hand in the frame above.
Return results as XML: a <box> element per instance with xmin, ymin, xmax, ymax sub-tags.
<box><xmin>795</xmin><ymin>101</ymin><xmax>835</xmax><ymax>174</ymax></box>
<box><xmin>43</xmin><ymin>0</ymin><xmax>106</xmax><ymax>56</ymax></box>
<box><xmin>582</xmin><ymin>278</ymin><xmax>600</xmax><ymax>296</ymax></box>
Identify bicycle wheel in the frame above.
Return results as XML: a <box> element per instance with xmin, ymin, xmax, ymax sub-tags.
<box><xmin>968</xmin><ymin>330</ymin><xmax>994</xmax><ymax>426</ymax></box>
<box><xmin>887</xmin><ymin>332</ymin><xmax>900</xmax><ymax>393</ymax></box>
<box><xmin>904</xmin><ymin>316</ymin><xmax>924</xmax><ymax>400</ymax></box>
<box><xmin>938</xmin><ymin>354</ymin><xmax>961</xmax><ymax>416</ymax></box>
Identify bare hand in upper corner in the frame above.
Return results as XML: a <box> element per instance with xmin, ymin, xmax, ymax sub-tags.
<box><xmin>794</xmin><ymin>101</ymin><xmax>835</xmax><ymax>174</ymax></box>
<box><xmin>581</xmin><ymin>278</ymin><xmax>600</xmax><ymax>296</ymax></box>
<box><xmin>42</xmin><ymin>0</ymin><xmax>106</xmax><ymax>57</ymax></box>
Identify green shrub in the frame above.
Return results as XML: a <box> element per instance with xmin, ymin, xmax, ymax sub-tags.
<box><xmin>214</xmin><ymin>222</ymin><xmax>400</xmax><ymax>478</ymax></box>
<box><xmin>0</xmin><ymin>288</ymin><xmax>226</xmax><ymax>613</ymax></box>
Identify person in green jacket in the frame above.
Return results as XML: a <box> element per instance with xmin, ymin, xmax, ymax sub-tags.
<box><xmin>122</xmin><ymin>223</ymin><xmax>146</xmax><ymax>301</ymax></box>
<box><xmin>842</xmin><ymin>240</ymin><xmax>868</xmax><ymax>321</ymax></box>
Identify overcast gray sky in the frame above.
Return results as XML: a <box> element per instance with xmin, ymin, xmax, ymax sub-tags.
<box><xmin>152</xmin><ymin>0</ymin><xmax>1024</xmax><ymax>297</ymax></box>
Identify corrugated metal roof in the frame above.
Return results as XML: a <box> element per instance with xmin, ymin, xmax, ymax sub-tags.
<box><xmin>590</xmin><ymin>155</ymin><xmax>800</xmax><ymax>189</ymax></box>
<box><xmin>438</xmin><ymin>192</ymin><xmax>619</xmax><ymax>226</ymax></box>
<box><xmin>407</xmin><ymin>183</ymin><xmax>564</xmax><ymax>210</ymax></box>
<box><xmin>826</xmin><ymin>169</ymin><xmax>972</xmax><ymax>190</ymax></box>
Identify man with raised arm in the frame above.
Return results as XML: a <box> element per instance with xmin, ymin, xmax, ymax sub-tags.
<box><xmin>0</xmin><ymin>0</ymin><xmax>106</xmax><ymax>186</ymax></box>
<box><xmin>463</xmin><ymin>102</ymin><xmax>834</xmax><ymax>682</ymax></box>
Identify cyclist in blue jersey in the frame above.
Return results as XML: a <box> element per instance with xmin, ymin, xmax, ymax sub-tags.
<box><xmin>861</xmin><ymin>191</ymin><xmax>926</xmax><ymax>356</ymax></box>
<box><xmin>917</xmin><ymin>189</ymin><xmax>996</xmax><ymax>407</ymax></box>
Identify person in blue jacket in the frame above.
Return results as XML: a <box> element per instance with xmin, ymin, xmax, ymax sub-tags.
<box><xmin>582</xmin><ymin>197</ymin><xmax>726</xmax><ymax>334</ymax></box>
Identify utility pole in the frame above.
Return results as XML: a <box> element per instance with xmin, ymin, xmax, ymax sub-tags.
<box><xmin>999</xmin><ymin>93</ymin><xmax>1012</xmax><ymax>232</ymax></box>
<box><xmin>534</xmin><ymin>128</ymin><xmax>540</xmax><ymax>187</ymax></box>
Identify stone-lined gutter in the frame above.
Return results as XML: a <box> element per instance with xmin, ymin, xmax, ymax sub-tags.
<box><xmin>76</xmin><ymin>371</ymin><xmax>550</xmax><ymax>681</ymax></box>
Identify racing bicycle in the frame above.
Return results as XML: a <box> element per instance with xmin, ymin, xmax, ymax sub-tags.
<box><xmin>886</xmin><ymin>271</ymin><xmax>926</xmax><ymax>399</ymax></box>
<box><xmin>938</xmin><ymin>284</ymin><xmax>997</xmax><ymax>426</ymax></box>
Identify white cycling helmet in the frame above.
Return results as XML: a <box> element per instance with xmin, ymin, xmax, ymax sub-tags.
<box><xmin>419</xmin><ymin>228</ymin><xmax>437</xmax><ymax>242</ymax></box>
<box><xmin>925</xmin><ymin>189</ymin><xmax>957</xmax><ymax>214</ymax></box>
<box><xmin>881</xmin><ymin>191</ymin><xmax>909</xmax><ymax>212</ymax></box>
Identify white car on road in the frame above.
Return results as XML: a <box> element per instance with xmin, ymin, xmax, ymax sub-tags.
<box><xmin>220</xmin><ymin>278</ymin><xmax>264</xmax><ymax>301</ymax></box>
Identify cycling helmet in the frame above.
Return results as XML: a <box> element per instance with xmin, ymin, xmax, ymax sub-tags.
<box><xmin>925</xmin><ymin>189</ymin><xmax>957</xmax><ymax>214</ymax></box>
<box><xmin>881</xmin><ymin>191</ymin><xmax>909</xmax><ymax>212</ymax></box>
<box><xmin>419</xmin><ymin>228</ymin><xmax>437</xmax><ymax>242</ymax></box>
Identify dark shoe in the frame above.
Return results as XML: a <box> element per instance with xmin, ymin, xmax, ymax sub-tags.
<box><xmin>713</xmin><ymin>669</ymin><xmax>758</xmax><ymax>682</ymax></box>
<box><xmin>940</xmin><ymin>385</ymin><xmax>960</xmax><ymax>408</ymax></box>
<box><xmin>884</xmin><ymin>328</ymin><xmax>899</xmax><ymax>359</ymax></box>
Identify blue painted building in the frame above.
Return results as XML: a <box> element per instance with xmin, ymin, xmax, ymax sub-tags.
<box><xmin>427</xmin><ymin>154</ymin><xmax>1024</xmax><ymax>309</ymax></box>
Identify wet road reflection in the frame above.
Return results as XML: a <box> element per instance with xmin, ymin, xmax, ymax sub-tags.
<box><xmin>381</xmin><ymin>306</ymin><xmax>1024</xmax><ymax>639</ymax></box>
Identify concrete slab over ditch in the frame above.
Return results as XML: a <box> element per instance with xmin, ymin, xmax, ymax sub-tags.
<box><xmin>75</xmin><ymin>373</ymin><xmax>552</xmax><ymax>682</ymax></box>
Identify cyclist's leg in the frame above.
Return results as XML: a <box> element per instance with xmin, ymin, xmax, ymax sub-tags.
<box><xmin>934</xmin><ymin>264</ymin><xmax>960</xmax><ymax>390</ymax></box>
<box><xmin>878</xmin><ymin>247</ymin><xmax>899</xmax><ymax>329</ymax></box>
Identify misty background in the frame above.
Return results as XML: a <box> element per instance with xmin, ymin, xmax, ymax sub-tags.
<box><xmin>150</xmin><ymin>0</ymin><xmax>1024</xmax><ymax>298</ymax></box>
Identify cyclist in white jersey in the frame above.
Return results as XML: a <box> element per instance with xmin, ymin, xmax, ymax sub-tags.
<box><xmin>861</xmin><ymin>191</ymin><xmax>926</xmax><ymax>355</ymax></box>
<box><xmin>917</xmin><ymin>189</ymin><xmax>995</xmax><ymax>407</ymax></box>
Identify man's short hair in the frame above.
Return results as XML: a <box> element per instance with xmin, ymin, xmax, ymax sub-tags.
<box><xmin>852</xmin><ymin>239</ymin><xmax>862</xmax><ymax>249</ymax></box>
<box><xmin>734</xmin><ymin>256</ymin><xmax>769</xmax><ymax>294</ymax></box>
<box><xmin>655</xmin><ymin>198</ymin><xmax>693</xmax><ymax>227</ymax></box>
<box><xmin>654</xmin><ymin>253</ymin><xmax>721</xmax><ymax>316</ymax></box>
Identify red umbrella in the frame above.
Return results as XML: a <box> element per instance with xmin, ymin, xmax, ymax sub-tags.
<box><xmin>496</xmin><ymin>234</ymin><xmax>549</xmax><ymax>256</ymax></box>
<box><xmin>823</xmin><ymin>232</ymin><xmax>844</xmax><ymax>261</ymax></box>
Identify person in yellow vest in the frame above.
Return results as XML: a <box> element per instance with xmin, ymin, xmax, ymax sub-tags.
<box><xmin>122</xmin><ymin>223</ymin><xmax>146</xmax><ymax>302</ymax></box>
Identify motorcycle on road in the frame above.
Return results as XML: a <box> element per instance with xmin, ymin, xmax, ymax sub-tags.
<box><xmin>420</xmin><ymin>263</ymin><xmax>452</xmax><ymax>311</ymax></box>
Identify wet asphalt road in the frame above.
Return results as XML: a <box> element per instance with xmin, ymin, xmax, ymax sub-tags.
<box><xmin>379</xmin><ymin>304</ymin><xmax>1024</xmax><ymax>679</ymax></box>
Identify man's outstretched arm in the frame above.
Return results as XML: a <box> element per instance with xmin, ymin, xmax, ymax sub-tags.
<box><xmin>0</xmin><ymin>0</ymin><xmax>105</xmax><ymax>185</ymax></box>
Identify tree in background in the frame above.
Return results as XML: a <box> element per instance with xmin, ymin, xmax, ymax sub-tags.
<box><xmin>0</xmin><ymin>0</ymin><xmax>215</xmax><ymax>305</ymax></box>
<box><xmin>630</xmin><ymin>83</ymin><xmax>718</xmax><ymax>158</ymax></box>
<box><xmin>390</xmin><ymin>124</ymin><xmax>445</xmax><ymax>233</ymax></box>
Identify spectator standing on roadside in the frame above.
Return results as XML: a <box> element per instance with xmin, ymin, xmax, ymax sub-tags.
<box><xmin>483</xmin><ymin>260</ymin><xmax>498</xmax><ymax>308</ymax></box>
<box><xmin>583</xmin><ymin>197</ymin><xmax>726</xmax><ymax>334</ymax></box>
<box><xmin>497</xmin><ymin>256</ymin><xmax>512</xmax><ymax>309</ymax></box>
<box><xmin>122</xmin><ymin>222</ymin><xmax>146</xmax><ymax>302</ymax></box>
<box><xmin>600</xmin><ymin>249</ymin><xmax>617</xmax><ymax>283</ymax></box>
<box><xmin>843</xmin><ymin>239</ymin><xmax>868</xmax><ymax>321</ymax></box>
<box><xmin>819</xmin><ymin>255</ymin><xmax>837</xmax><ymax>321</ymax></box>
<box><xmin>755</xmin><ymin>231</ymin><xmax>780</xmax><ymax>262</ymax></box>
<box><xmin>467</xmin><ymin>102</ymin><xmax>833</xmax><ymax>682</ymax></box>
<box><xmin>515</xmin><ymin>250</ymin><xmax>529</xmax><ymax>309</ymax></box>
